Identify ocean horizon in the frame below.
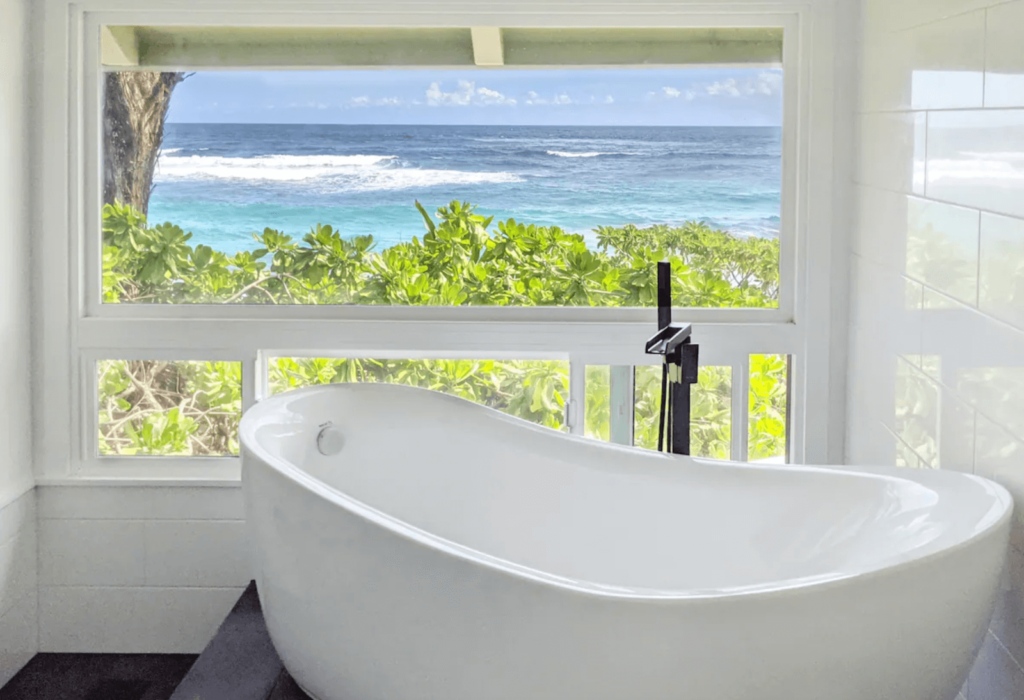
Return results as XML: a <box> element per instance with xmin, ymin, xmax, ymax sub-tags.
<box><xmin>150</xmin><ymin>123</ymin><xmax>782</xmax><ymax>255</ymax></box>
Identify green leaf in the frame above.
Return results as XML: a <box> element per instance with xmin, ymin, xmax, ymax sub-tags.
<box><xmin>415</xmin><ymin>200</ymin><xmax>436</xmax><ymax>235</ymax></box>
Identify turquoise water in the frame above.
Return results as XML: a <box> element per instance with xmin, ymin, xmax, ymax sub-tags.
<box><xmin>150</xmin><ymin>123</ymin><xmax>782</xmax><ymax>255</ymax></box>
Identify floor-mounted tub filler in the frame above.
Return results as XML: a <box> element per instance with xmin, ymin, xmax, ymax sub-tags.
<box><xmin>240</xmin><ymin>383</ymin><xmax>1013</xmax><ymax>700</ymax></box>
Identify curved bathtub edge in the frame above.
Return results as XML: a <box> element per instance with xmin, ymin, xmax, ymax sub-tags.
<box><xmin>239</xmin><ymin>384</ymin><xmax>1015</xmax><ymax>603</ymax></box>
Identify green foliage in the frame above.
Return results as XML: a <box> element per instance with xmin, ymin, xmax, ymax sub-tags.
<box><xmin>269</xmin><ymin>358</ymin><xmax>569</xmax><ymax>430</ymax></box>
<box><xmin>748</xmin><ymin>354</ymin><xmax>788</xmax><ymax>461</ymax></box>
<box><xmin>101</xmin><ymin>200</ymin><xmax>779</xmax><ymax>308</ymax></box>
<box><xmin>633</xmin><ymin>365</ymin><xmax>733</xmax><ymax>460</ymax></box>
<box><xmin>98</xmin><ymin>200</ymin><xmax>787</xmax><ymax>459</ymax></box>
<box><xmin>98</xmin><ymin>360</ymin><xmax>241</xmax><ymax>456</ymax></box>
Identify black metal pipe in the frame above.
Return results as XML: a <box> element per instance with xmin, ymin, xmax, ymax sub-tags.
<box><xmin>670</xmin><ymin>374</ymin><xmax>690</xmax><ymax>456</ymax></box>
<box><xmin>657</xmin><ymin>261</ymin><xmax>671</xmax><ymax>331</ymax></box>
<box><xmin>657</xmin><ymin>360</ymin><xmax>668</xmax><ymax>453</ymax></box>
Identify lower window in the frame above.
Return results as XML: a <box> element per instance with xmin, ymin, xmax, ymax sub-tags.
<box><xmin>97</xmin><ymin>360</ymin><xmax>242</xmax><ymax>456</ymax></box>
<box><xmin>268</xmin><ymin>357</ymin><xmax>570</xmax><ymax>431</ymax></box>
<box><xmin>584</xmin><ymin>353</ymin><xmax>789</xmax><ymax>462</ymax></box>
<box><xmin>94</xmin><ymin>354</ymin><xmax>788</xmax><ymax>460</ymax></box>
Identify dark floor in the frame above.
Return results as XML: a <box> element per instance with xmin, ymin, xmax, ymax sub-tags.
<box><xmin>1</xmin><ymin>582</ymin><xmax>310</xmax><ymax>700</ymax></box>
<box><xmin>0</xmin><ymin>654</ymin><xmax>198</xmax><ymax>700</ymax></box>
<box><xmin>168</xmin><ymin>581</ymin><xmax>307</xmax><ymax>700</ymax></box>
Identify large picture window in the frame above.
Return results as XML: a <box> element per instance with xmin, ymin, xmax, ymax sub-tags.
<box><xmin>102</xmin><ymin>66</ymin><xmax>783</xmax><ymax>308</ymax></box>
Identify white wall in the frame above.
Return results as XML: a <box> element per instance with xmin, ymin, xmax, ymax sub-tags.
<box><xmin>0</xmin><ymin>0</ymin><xmax>38</xmax><ymax>684</ymax></box>
<box><xmin>37</xmin><ymin>486</ymin><xmax>248</xmax><ymax>652</ymax></box>
<box><xmin>850</xmin><ymin>0</ymin><xmax>1024</xmax><ymax>697</ymax></box>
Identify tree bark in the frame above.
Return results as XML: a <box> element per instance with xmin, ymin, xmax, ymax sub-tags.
<box><xmin>103</xmin><ymin>71</ymin><xmax>185</xmax><ymax>215</ymax></box>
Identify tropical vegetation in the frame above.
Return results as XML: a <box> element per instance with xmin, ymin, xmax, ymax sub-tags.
<box><xmin>98</xmin><ymin>200</ymin><xmax>787</xmax><ymax>461</ymax></box>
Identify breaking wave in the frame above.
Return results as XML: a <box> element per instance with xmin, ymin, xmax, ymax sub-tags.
<box><xmin>154</xmin><ymin>153</ymin><xmax>522</xmax><ymax>191</ymax></box>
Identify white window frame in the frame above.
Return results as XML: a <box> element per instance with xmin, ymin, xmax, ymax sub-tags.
<box><xmin>34</xmin><ymin>0</ymin><xmax>847</xmax><ymax>486</ymax></box>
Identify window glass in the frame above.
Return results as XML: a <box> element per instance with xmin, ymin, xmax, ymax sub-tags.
<box><xmin>102</xmin><ymin>66</ymin><xmax>782</xmax><ymax>307</ymax></box>
<box><xmin>748</xmin><ymin>353</ymin><xmax>788</xmax><ymax>461</ymax></box>
<box><xmin>584</xmin><ymin>365</ymin><xmax>611</xmax><ymax>441</ymax></box>
<box><xmin>633</xmin><ymin>365</ymin><xmax>733</xmax><ymax>459</ymax></box>
<box><xmin>583</xmin><ymin>364</ymin><xmax>732</xmax><ymax>458</ymax></box>
<box><xmin>97</xmin><ymin>360</ymin><xmax>242</xmax><ymax>456</ymax></box>
<box><xmin>268</xmin><ymin>358</ymin><xmax>570</xmax><ymax>430</ymax></box>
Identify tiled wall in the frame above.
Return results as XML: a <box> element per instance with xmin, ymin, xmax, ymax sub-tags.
<box><xmin>0</xmin><ymin>0</ymin><xmax>37</xmax><ymax>683</ymax></box>
<box><xmin>0</xmin><ymin>493</ymin><xmax>37</xmax><ymax>686</ymax></box>
<box><xmin>851</xmin><ymin>0</ymin><xmax>1024</xmax><ymax>697</ymax></box>
<box><xmin>36</xmin><ymin>486</ymin><xmax>249</xmax><ymax>652</ymax></box>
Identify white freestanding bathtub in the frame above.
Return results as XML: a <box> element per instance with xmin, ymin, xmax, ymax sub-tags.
<box><xmin>240</xmin><ymin>383</ymin><xmax>1012</xmax><ymax>700</ymax></box>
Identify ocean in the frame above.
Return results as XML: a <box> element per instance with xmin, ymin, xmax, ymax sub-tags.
<box><xmin>151</xmin><ymin>123</ymin><xmax>782</xmax><ymax>255</ymax></box>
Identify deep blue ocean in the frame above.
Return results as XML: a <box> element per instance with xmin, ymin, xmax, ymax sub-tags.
<box><xmin>151</xmin><ymin>123</ymin><xmax>782</xmax><ymax>255</ymax></box>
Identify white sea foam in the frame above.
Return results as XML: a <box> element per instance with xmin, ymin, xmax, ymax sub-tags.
<box><xmin>156</xmin><ymin>154</ymin><xmax>398</xmax><ymax>182</ymax></box>
<box><xmin>159</xmin><ymin>147</ymin><xmax>182</xmax><ymax>155</ymax></box>
<box><xmin>547</xmin><ymin>150</ymin><xmax>611</xmax><ymax>158</ymax></box>
<box><xmin>343</xmin><ymin>168</ymin><xmax>523</xmax><ymax>192</ymax></box>
<box><xmin>154</xmin><ymin>153</ymin><xmax>522</xmax><ymax>190</ymax></box>
<box><xmin>546</xmin><ymin>150</ymin><xmax>639</xmax><ymax>158</ymax></box>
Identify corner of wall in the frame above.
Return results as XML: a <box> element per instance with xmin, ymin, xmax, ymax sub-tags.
<box><xmin>0</xmin><ymin>490</ymin><xmax>37</xmax><ymax>685</ymax></box>
<box><xmin>828</xmin><ymin>0</ymin><xmax>861</xmax><ymax>464</ymax></box>
<box><xmin>0</xmin><ymin>0</ymin><xmax>42</xmax><ymax>684</ymax></box>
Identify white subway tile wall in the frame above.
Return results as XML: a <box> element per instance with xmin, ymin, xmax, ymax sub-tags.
<box><xmin>36</xmin><ymin>486</ymin><xmax>248</xmax><ymax>653</ymax></box>
<box><xmin>0</xmin><ymin>0</ymin><xmax>37</xmax><ymax>682</ymax></box>
<box><xmin>852</xmin><ymin>0</ymin><xmax>1024</xmax><ymax>696</ymax></box>
<box><xmin>0</xmin><ymin>492</ymin><xmax>37</xmax><ymax>686</ymax></box>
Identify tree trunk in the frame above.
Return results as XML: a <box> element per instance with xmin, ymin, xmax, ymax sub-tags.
<box><xmin>102</xmin><ymin>71</ymin><xmax>185</xmax><ymax>216</ymax></box>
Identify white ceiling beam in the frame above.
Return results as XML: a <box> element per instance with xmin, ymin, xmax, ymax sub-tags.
<box><xmin>470</xmin><ymin>27</ymin><xmax>504</xmax><ymax>66</ymax></box>
<box><xmin>101</xmin><ymin>26</ymin><xmax>139</xmax><ymax>66</ymax></box>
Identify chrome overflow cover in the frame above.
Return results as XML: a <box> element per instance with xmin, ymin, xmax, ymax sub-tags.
<box><xmin>316</xmin><ymin>421</ymin><xmax>344</xmax><ymax>456</ymax></box>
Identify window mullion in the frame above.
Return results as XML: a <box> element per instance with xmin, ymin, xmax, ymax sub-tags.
<box><xmin>242</xmin><ymin>351</ymin><xmax>260</xmax><ymax>412</ymax></box>
<box><xmin>731</xmin><ymin>361</ymin><xmax>750</xmax><ymax>462</ymax></box>
<box><xmin>568</xmin><ymin>358</ymin><xmax>586</xmax><ymax>436</ymax></box>
<box><xmin>608</xmin><ymin>365</ymin><xmax>634</xmax><ymax>446</ymax></box>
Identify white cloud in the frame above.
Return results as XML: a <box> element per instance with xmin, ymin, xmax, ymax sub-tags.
<box><xmin>646</xmin><ymin>72</ymin><xmax>782</xmax><ymax>104</ymax></box>
<box><xmin>604</xmin><ymin>95</ymin><xmax>614</xmax><ymax>104</ymax></box>
<box><xmin>753</xmin><ymin>71</ymin><xmax>783</xmax><ymax>95</ymax></box>
<box><xmin>706</xmin><ymin>78</ymin><xmax>742</xmax><ymax>97</ymax></box>
<box><xmin>476</xmin><ymin>86</ymin><xmax>516</xmax><ymax>105</ymax></box>
<box><xmin>286</xmin><ymin>101</ymin><xmax>326</xmax><ymax>110</ymax></box>
<box><xmin>525</xmin><ymin>90</ymin><xmax>575</xmax><ymax>106</ymax></box>
<box><xmin>344</xmin><ymin>95</ymin><xmax>405</xmax><ymax>109</ymax></box>
<box><xmin>687</xmin><ymin>71</ymin><xmax>783</xmax><ymax>100</ymax></box>
<box><xmin>426</xmin><ymin>80</ymin><xmax>516</xmax><ymax>107</ymax></box>
<box><xmin>426</xmin><ymin>80</ymin><xmax>472</xmax><ymax>106</ymax></box>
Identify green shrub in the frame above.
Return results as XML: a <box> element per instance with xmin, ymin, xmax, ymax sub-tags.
<box><xmin>98</xmin><ymin>200</ymin><xmax>786</xmax><ymax>460</ymax></box>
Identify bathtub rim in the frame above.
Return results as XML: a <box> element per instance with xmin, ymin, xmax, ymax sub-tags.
<box><xmin>240</xmin><ymin>382</ymin><xmax>1014</xmax><ymax>602</ymax></box>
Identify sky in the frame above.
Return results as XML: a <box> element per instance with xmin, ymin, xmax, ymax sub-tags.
<box><xmin>164</xmin><ymin>68</ymin><xmax>783</xmax><ymax>127</ymax></box>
